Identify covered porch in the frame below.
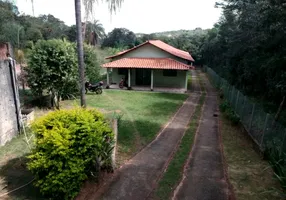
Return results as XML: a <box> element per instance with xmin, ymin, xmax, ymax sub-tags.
<box><xmin>106</xmin><ymin>68</ymin><xmax>189</xmax><ymax>92</ymax></box>
<box><xmin>108</xmin><ymin>82</ymin><xmax>187</xmax><ymax>94</ymax></box>
<box><xmin>102</xmin><ymin>58</ymin><xmax>193</xmax><ymax>93</ymax></box>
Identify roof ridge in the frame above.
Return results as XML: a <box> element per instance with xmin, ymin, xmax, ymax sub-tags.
<box><xmin>105</xmin><ymin>40</ymin><xmax>195</xmax><ymax>62</ymax></box>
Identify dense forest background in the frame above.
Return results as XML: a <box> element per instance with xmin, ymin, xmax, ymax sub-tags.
<box><xmin>1</xmin><ymin>0</ymin><xmax>285</xmax><ymax>121</ymax></box>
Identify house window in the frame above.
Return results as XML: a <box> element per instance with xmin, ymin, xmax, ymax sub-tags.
<box><xmin>118</xmin><ymin>68</ymin><xmax>128</xmax><ymax>75</ymax></box>
<box><xmin>163</xmin><ymin>70</ymin><xmax>177</xmax><ymax>77</ymax></box>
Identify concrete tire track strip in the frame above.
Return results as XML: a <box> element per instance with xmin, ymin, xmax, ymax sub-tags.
<box><xmin>94</xmin><ymin>70</ymin><xmax>202</xmax><ymax>200</ymax></box>
<box><xmin>172</xmin><ymin>73</ymin><xmax>230</xmax><ymax>200</ymax></box>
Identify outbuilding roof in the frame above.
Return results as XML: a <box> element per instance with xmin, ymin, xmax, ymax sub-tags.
<box><xmin>102</xmin><ymin>58</ymin><xmax>194</xmax><ymax>70</ymax></box>
<box><xmin>105</xmin><ymin>40</ymin><xmax>195</xmax><ymax>62</ymax></box>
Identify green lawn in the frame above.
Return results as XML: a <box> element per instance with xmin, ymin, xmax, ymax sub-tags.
<box><xmin>0</xmin><ymin>89</ymin><xmax>187</xmax><ymax>200</ymax></box>
<box><xmin>65</xmin><ymin>90</ymin><xmax>188</xmax><ymax>162</ymax></box>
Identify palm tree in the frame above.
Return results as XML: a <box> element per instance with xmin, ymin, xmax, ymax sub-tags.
<box><xmin>85</xmin><ymin>20</ymin><xmax>106</xmax><ymax>45</ymax></box>
<box><xmin>26</xmin><ymin>0</ymin><xmax>35</xmax><ymax>16</ymax></box>
<box><xmin>75</xmin><ymin>0</ymin><xmax>123</xmax><ymax>107</ymax></box>
<box><xmin>31</xmin><ymin>0</ymin><xmax>34</xmax><ymax>16</ymax></box>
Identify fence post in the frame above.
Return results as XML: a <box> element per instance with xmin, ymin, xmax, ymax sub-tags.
<box><xmin>232</xmin><ymin>86</ymin><xmax>236</xmax><ymax>106</ymax></box>
<box><xmin>235</xmin><ymin>90</ymin><xmax>240</xmax><ymax>112</ymax></box>
<box><xmin>231</xmin><ymin>86</ymin><xmax>234</xmax><ymax>105</ymax></box>
<box><xmin>227</xmin><ymin>84</ymin><xmax>230</xmax><ymax>101</ymax></box>
<box><xmin>111</xmin><ymin>119</ymin><xmax>118</xmax><ymax>170</ymax></box>
<box><xmin>249</xmin><ymin>103</ymin><xmax>255</xmax><ymax>131</ymax></box>
<box><xmin>241</xmin><ymin>95</ymin><xmax>246</xmax><ymax>117</ymax></box>
<box><xmin>260</xmin><ymin>114</ymin><xmax>270</xmax><ymax>149</ymax></box>
<box><xmin>218</xmin><ymin>76</ymin><xmax>221</xmax><ymax>88</ymax></box>
<box><xmin>222</xmin><ymin>81</ymin><xmax>226</xmax><ymax>95</ymax></box>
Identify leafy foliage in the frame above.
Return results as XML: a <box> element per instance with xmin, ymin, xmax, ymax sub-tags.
<box><xmin>0</xmin><ymin>1</ymin><xmax>71</xmax><ymax>48</ymax></box>
<box><xmin>102</xmin><ymin>28</ymin><xmax>137</xmax><ymax>49</ymax></box>
<box><xmin>38</xmin><ymin>14</ymin><xmax>68</xmax><ymax>40</ymax></box>
<box><xmin>27</xmin><ymin>108</ymin><xmax>114</xmax><ymax>200</ymax></box>
<box><xmin>202</xmin><ymin>0</ymin><xmax>286</xmax><ymax>108</ymax></box>
<box><xmin>25</xmin><ymin>27</ymin><xmax>43</xmax><ymax>43</ymax></box>
<box><xmin>220</xmin><ymin>100</ymin><xmax>240</xmax><ymax>125</ymax></box>
<box><xmin>85</xmin><ymin>20</ymin><xmax>106</xmax><ymax>45</ymax></box>
<box><xmin>26</xmin><ymin>39</ymin><xmax>78</xmax><ymax>105</ymax></box>
<box><xmin>84</xmin><ymin>45</ymin><xmax>101</xmax><ymax>83</ymax></box>
<box><xmin>265</xmin><ymin>141</ymin><xmax>286</xmax><ymax>191</ymax></box>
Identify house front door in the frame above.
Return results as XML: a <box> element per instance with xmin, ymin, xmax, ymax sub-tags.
<box><xmin>136</xmin><ymin>69</ymin><xmax>151</xmax><ymax>86</ymax></box>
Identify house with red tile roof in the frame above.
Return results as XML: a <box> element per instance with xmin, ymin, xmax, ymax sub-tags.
<box><xmin>102</xmin><ymin>40</ymin><xmax>195</xmax><ymax>92</ymax></box>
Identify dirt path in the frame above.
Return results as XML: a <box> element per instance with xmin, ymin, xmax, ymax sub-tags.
<box><xmin>189</xmin><ymin>70</ymin><xmax>201</xmax><ymax>93</ymax></box>
<box><xmin>90</xmin><ymin>73</ymin><xmax>202</xmax><ymax>200</ymax></box>
<box><xmin>173</xmin><ymin>74</ymin><xmax>229</xmax><ymax>200</ymax></box>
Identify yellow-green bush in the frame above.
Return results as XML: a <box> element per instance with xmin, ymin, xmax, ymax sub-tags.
<box><xmin>27</xmin><ymin>108</ymin><xmax>114</xmax><ymax>200</ymax></box>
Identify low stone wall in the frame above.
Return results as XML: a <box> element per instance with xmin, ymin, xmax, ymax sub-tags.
<box><xmin>0</xmin><ymin>60</ymin><xmax>20</xmax><ymax>146</ymax></box>
<box><xmin>0</xmin><ymin>43</ymin><xmax>8</xmax><ymax>60</ymax></box>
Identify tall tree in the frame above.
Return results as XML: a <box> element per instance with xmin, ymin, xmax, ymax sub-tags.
<box><xmin>75</xmin><ymin>0</ymin><xmax>123</xmax><ymax>107</ymax></box>
<box><xmin>85</xmin><ymin>20</ymin><xmax>105</xmax><ymax>45</ymax></box>
<box><xmin>26</xmin><ymin>0</ymin><xmax>35</xmax><ymax>16</ymax></box>
<box><xmin>202</xmin><ymin>0</ymin><xmax>286</xmax><ymax>117</ymax></box>
<box><xmin>75</xmin><ymin>0</ymin><xmax>86</xmax><ymax>107</ymax></box>
<box><xmin>102</xmin><ymin>28</ymin><xmax>136</xmax><ymax>49</ymax></box>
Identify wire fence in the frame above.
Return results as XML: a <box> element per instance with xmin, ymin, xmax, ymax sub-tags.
<box><xmin>205</xmin><ymin>67</ymin><xmax>286</xmax><ymax>154</ymax></box>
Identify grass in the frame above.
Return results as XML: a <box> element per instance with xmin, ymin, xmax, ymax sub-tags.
<box><xmin>0</xmin><ymin>89</ymin><xmax>187</xmax><ymax>200</ymax></box>
<box><xmin>0</xmin><ymin>133</ymin><xmax>31</xmax><ymax>163</ymax></box>
<box><xmin>83</xmin><ymin>90</ymin><xmax>187</xmax><ymax>162</ymax></box>
<box><xmin>155</xmin><ymin>93</ymin><xmax>205</xmax><ymax>199</ymax></box>
<box><xmin>187</xmin><ymin>73</ymin><xmax>192</xmax><ymax>90</ymax></box>
<box><xmin>220</xmin><ymin>104</ymin><xmax>285</xmax><ymax>200</ymax></box>
<box><xmin>0</xmin><ymin>131</ymin><xmax>46</xmax><ymax>200</ymax></box>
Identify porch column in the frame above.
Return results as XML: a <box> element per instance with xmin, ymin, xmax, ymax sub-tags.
<box><xmin>151</xmin><ymin>69</ymin><xmax>154</xmax><ymax>91</ymax></box>
<box><xmin>106</xmin><ymin>68</ymin><xmax>110</xmax><ymax>89</ymax></box>
<box><xmin>128</xmin><ymin>68</ymin><xmax>131</xmax><ymax>90</ymax></box>
<box><xmin>185</xmin><ymin>70</ymin><xmax>188</xmax><ymax>93</ymax></box>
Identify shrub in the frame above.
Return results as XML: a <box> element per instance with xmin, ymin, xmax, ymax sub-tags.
<box><xmin>219</xmin><ymin>88</ymin><xmax>224</xmax><ymax>99</ymax></box>
<box><xmin>265</xmin><ymin>141</ymin><xmax>286</xmax><ymax>191</ymax></box>
<box><xmin>220</xmin><ymin>100</ymin><xmax>240</xmax><ymax>125</ymax></box>
<box><xmin>27</xmin><ymin>108</ymin><xmax>114</xmax><ymax>200</ymax></box>
<box><xmin>26</xmin><ymin>39</ymin><xmax>78</xmax><ymax>108</ymax></box>
<box><xmin>84</xmin><ymin>45</ymin><xmax>101</xmax><ymax>84</ymax></box>
<box><xmin>225</xmin><ymin>109</ymin><xmax>240</xmax><ymax>125</ymax></box>
<box><xmin>219</xmin><ymin>100</ymin><xmax>229</xmax><ymax>112</ymax></box>
<box><xmin>25</xmin><ymin>41</ymin><xmax>34</xmax><ymax>49</ymax></box>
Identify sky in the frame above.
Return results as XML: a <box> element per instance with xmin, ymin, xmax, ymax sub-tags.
<box><xmin>16</xmin><ymin>0</ymin><xmax>221</xmax><ymax>34</ymax></box>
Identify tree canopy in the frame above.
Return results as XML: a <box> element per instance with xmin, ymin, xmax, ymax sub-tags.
<box><xmin>102</xmin><ymin>28</ymin><xmax>137</xmax><ymax>49</ymax></box>
<box><xmin>26</xmin><ymin>39</ymin><xmax>78</xmax><ymax>107</ymax></box>
<box><xmin>202</xmin><ymin>0</ymin><xmax>286</xmax><ymax>108</ymax></box>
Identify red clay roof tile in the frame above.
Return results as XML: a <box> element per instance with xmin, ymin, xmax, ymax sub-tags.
<box><xmin>105</xmin><ymin>40</ymin><xmax>195</xmax><ymax>62</ymax></box>
<box><xmin>102</xmin><ymin>58</ymin><xmax>194</xmax><ymax>70</ymax></box>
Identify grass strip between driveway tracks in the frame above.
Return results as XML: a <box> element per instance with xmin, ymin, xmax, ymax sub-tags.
<box><xmin>155</xmin><ymin>91</ymin><xmax>206</xmax><ymax>199</ymax></box>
